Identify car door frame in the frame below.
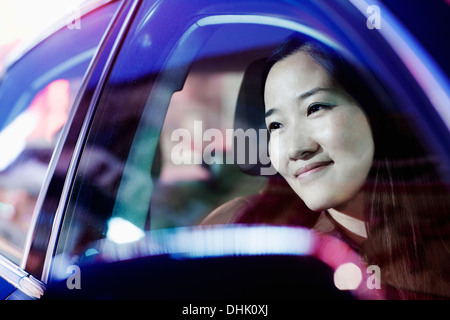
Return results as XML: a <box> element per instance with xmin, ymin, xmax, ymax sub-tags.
<box><xmin>4</xmin><ymin>0</ymin><xmax>447</xmax><ymax>299</ymax></box>
<box><xmin>0</xmin><ymin>0</ymin><xmax>142</xmax><ymax>299</ymax></box>
<box><xmin>46</xmin><ymin>0</ymin><xmax>450</xmax><ymax>289</ymax></box>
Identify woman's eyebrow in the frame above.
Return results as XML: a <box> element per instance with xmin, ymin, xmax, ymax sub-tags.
<box><xmin>265</xmin><ymin>108</ymin><xmax>276</xmax><ymax>118</ymax></box>
<box><xmin>298</xmin><ymin>87</ymin><xmax>333</xmax><ymax>100</ymax></box>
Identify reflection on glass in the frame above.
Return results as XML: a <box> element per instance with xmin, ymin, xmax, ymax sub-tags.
<box><xmin>0</xmin><ymin>78</ymin><xmax>76</xmax><ymax>263</ymax></box>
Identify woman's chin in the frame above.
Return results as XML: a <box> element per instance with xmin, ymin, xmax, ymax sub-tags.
<box><xmin>302</xmin><ymin>199</ymin><xmax>331</xmax><ymax>213</ymax></box>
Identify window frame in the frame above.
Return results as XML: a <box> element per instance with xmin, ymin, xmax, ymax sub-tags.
<box><xmin>49</xmin><ymin>0</ymin><xmax>450</xmax><ymax>284</ymax></box>
<box><xmin>26</xmin><ymin>0</ymin><xmax>140</xmax><ymax>284</ymax></box>
<box><xmin>0</xmin><ymin>0</ymin><xmax>130</xmax><ymax>298</ymax></box>
<box><xmin>3</xmin><ymin>0</ymin><xmax>444</xmax><ymax>298</ymax></box>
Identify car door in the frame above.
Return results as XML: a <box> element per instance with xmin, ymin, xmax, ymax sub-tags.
<box><xmin>0</xmin><ymin>0</ymin><xmax>124</xmax><ymax>299</ymax></box>
<box><xmin>37</xmin><ymin>0</ymin><xmax>449</xmax><ymax>300</ymax></box>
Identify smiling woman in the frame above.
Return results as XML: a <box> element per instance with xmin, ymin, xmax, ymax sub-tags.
<box><xmin>260</xmin><ymin>35</ymin><xmax>450</xmax><ymax>299</ymax></box>
<box><xmin>203</xmin><ymin>33</ymin><xmax>450</xmax><ymax>299</ymax></box>
<box><xmin>264</xmin><ymin>49</ymin><xmax>375</xmax><ymax>214</ymax></box>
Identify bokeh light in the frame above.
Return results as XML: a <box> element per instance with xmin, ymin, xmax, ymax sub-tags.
<box><xmin>0</xmin><ymin>0</ymin><xmax>85</xmax><ymax>70</ymax></box>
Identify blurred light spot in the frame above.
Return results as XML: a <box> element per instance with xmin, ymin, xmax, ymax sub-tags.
<box><xmin>313</xmin><ymin>236</ymin><xmax>352</xmax><ymax>270</ymax></box>
<box><xmin>0</xmin><ymin>201</ymin><xmax>15</xmax><ymax>219</ymax></box>
<box><xmin>162</xmin><ymin>226</ymin><xmax>313</xmax><ymax>258</ymax></box>
<box><xmin>84</xmin><ymin>248</ymin><xmax>99</xmax><ymax>257</ymax></box>
<box><xmin>28</xmin><ymin>79</ymin><xmax>70</xmax><ymax>142</ymax></box>
<box><xmin>106</xmin><ymin>217</ymin><xmax>145</xmax><ymax>244</ymax></box>
<box><xmin>0</xmin><ymin>79</ymin><xmax>70</xmax><ymax>171</ymax></box>
<box><xmin>334</xmin><ymin>262</ymin><xmax>362</xmax><ymax>290</ymax></box>
<box><xmin>0</xmin><ymin>0</ymin><xmax>85</xmax><ymax>45</ymax></box>
<box><xmin>94</xmin><ymin>226</ymin><xmax>316</xmax><ymax>263</ymax></box>
<box><xmin>0</xmin><ymin>112</ymin><xmax>36</xmax><ymax>170</ymax></box>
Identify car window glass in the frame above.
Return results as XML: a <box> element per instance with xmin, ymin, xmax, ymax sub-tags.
<box><xmin>0</xmin><ymin>2</ymin><xmax>119</xmax><ymax>264</ymax></box>
<box><xmin>53</xmin><ymin>22</ymin><xmax>297</xmax><ymax>269</ymax></box>
<box><xmin>39</xmin><ymin>1</ymin><xmax>450</xmax><ymax>298</ymax></box>
<box><xmin>0</xmin><ymin>78</ymin><xmax>79</xmax><ymax>263</ymax></box>
<box><xmin>51</xmin><ymin>3</ymin><xmax>450</xmax><ymax>292</ymax></box>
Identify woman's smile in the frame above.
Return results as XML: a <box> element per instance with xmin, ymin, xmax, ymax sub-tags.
<box><xmin>294</xmin><ymin>160</ymin><xmax>333</xmax><ymax>181</ymax></box>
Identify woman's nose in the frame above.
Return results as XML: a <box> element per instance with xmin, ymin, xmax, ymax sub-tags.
<box><xmin>286</xmin><ymin>128</ymin><xmax>318</xmax><ymax>161</ymax></box>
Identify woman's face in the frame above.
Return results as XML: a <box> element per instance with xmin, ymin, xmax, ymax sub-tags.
<box><xmin>264</xmin><ymin>51</ymin><xmax>374</xmax><ymax>212</ymax></box>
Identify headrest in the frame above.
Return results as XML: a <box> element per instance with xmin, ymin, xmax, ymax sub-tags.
<box><xmin>233</xmin><ymin>58</ymin><xmax>277</xmax><ymax>177</ymax></box>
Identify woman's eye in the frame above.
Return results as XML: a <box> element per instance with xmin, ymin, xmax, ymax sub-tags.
<box><xmin>268</xmin><ymin>122</ymin><xmax>282</xmax><ymax>132</ymax></box>
<box><xmin>307</xmin><ymin>103</ymin><xmax>333</xmax><ymax>116</ymax></box>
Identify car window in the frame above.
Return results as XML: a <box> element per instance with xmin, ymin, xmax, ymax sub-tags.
<box><xmin>52</xmin><ymin>20</ymin><xmax>305</xmax><ymax>270</ymax></box>
<box><xmin>0</xmin><ymin>1</ymin><xmax>120</xmax><ymax>265</ymax></box>
<box><xmin>50</xmin><ymin>1</ymin><xmax>450</xmax><ymax>286</ymax></box>
<box><xmin>0</xmin><ymin>78</ymin><xmax>79</xmax><ymax>264</ymax></box>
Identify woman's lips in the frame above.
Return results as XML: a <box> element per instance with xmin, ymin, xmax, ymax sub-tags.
<box><xmin>295</xmin><ymin>161</ymin><xmax>333</xmax><ymax>180</ymax></box>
